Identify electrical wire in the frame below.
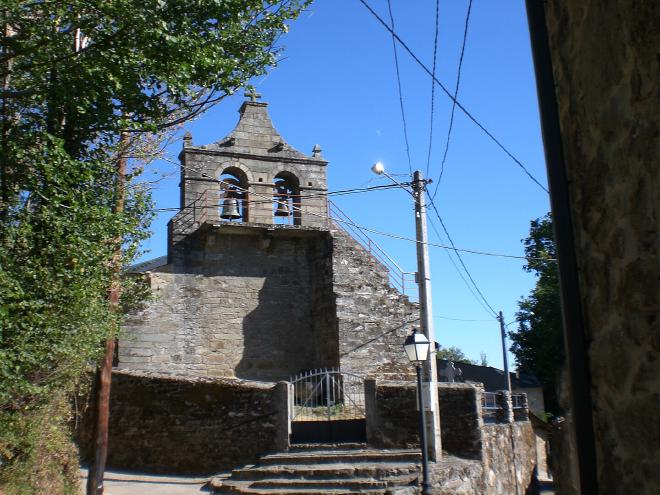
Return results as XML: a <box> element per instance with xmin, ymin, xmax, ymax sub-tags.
<box><xmin>152</xmin><ymin>183</ymin><xmax>403</xmax><ymax>211</ymax></box>
<box><xmin>432</xmin><ymin>0</ymin><xmax>472</xmax><ymax>198</ymax></box>
<box><xmin>424</xmin><ymin>0</ymin><xmax>440</xmax><ymax>178</ymax></box>
<box><xmin>386</xmin><ymin>0</ymin><xmax>413</xmax><ymax>175</ymax></box>
<box><xmin>164</xmin><ymin>158</ymin><xmax>554</xmax><ymax>261</ymax></box>
<box><xmin>426</xmin><ymin>190</ymin><xmax>499</xmax><ymax>318</ymax></box>
<box><xmin>435</xmin><ymin>315</ymin><xmax>494</xmax><ymax>322</ymax></box>
<box><xmin>427</xmin><ymin>214</ymin><xmax>498</xmax><ymax>319</ymax></box>
<box><xmin>356</xmin><ymin>0</ymin><xmax>549</xmax><ymax>194</ymax></box>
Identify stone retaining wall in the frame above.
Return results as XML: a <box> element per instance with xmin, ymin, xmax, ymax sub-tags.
<box><xmin>78</xmin><ymin>370</ymin><xmax>287</xmax><ymax>475</ymax></box>
<box><xmin>365</xmin><ymin>381</ymin><xmax>484</xmax><ymax>460</ymax></box>
<box><xmin>365</xmin><ymin>380</ymin><xmax>537</xmax><ymax>494</ymax></box>
<box><xmin>482</xmin><ymin>422</ymin><xmax>536</xmax><ymax>495</ymax></box>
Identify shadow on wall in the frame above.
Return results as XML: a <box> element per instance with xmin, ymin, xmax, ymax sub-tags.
<box><xmin>235</xmin><ymin>260</ymin><xmax>315</xmax><ymax>380</ymax></box>
<box><xmin>232</xmin><ymin>235</ymin><xmax>336</xmax><ymax>381</ymax></box>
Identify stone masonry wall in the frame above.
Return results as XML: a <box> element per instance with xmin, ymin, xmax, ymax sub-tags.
<box><xmin>78</xmin><ymin>370</ymin><xmax>287</xmax><ymax>475</ymax></box>
<box><xmin>177</xmin><ymin>100</ymin><xmax>329</xmax><ymax>230</ymax></box>
<box><xmin>365</xmin><ymin>381</ymin><xmax>419</xmax><ymax>450</ymax></box>
<box><xmin>120</xmin><ymin>227</ymin><xmax>338</xmax><ymax>381</ymax></box>
<box><xmin>481</xmin><ymin>422</ymin><xmax>536</xmax><ymax>495</ymax></box>
<box><xmin>366</xmin><ymin>381</ymin><xmax>537</xmax><ymax>494</ymax></box>
<box><xmin>332</xmin><ymin>226</ymin><xmax>419</xmax><ymax>379</ymax></box>
<box><xmin>544</xmin><ymin>2</ymin><xmax>659</xmax><ymax>493</ymax></box>
<box><xmin>438</xmin><ymin>384</ymin><xmax>484</xmax><ymax>460</ymax></box>
<box><xmin>121</xmin><ymin>222</ymin><xmax>420</xmax><ymax>382</ymax></box>
<box><xmin>366</xmin><ymin>381</ymin><xmax>485</xmax><ymax>460</ymax></box>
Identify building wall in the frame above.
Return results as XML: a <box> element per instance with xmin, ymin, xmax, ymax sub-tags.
<box><xmin>120</xmin><ymin>228</ymin><xmax>337</xmax><ymax>381</ymax></box>
<box><xmin>544</xmin><ymin>2</ymin><xmax>659</xmax><ymax>493</ymax></box>
<box><xmin>120</xmin><ymin>224</ymin><xmax>418</xmax><ymax>382</ymax></box>
<box><xmin>177</xmin><ymin>101</ymin><xmax>329</xmax><ymax>230</ymax></box>
<box><xmin>332</xmin><ymin>227</ymin><xmax>418</xmax><ymax>379</ymax></box>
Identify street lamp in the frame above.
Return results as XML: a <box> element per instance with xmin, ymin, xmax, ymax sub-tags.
<box><xmin>403</xmin><ymin>329</ymin><xmax>432</xmax><ymax>495</ymax></box>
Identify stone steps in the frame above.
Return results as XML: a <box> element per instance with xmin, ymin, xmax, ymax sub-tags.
<box><xmin>231</xmin><ymin>462</ymin><xmax>418</xmax><ymax>480</ymax></box>
<box><xmin>211</xmin><ymin>445</ymin><xmax>421</xmax><ymax>494</ymax></box>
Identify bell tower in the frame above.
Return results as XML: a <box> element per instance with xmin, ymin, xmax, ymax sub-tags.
<box><xmin>171</xmin><ymin>93</ymin><xmax>328</xmax><ymax>249</ymax></box>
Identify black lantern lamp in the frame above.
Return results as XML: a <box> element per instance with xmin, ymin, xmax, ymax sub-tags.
<box><xmin>403</xmin><ymin>329</ymin><xmax>431</xmax><ymax>364</ymax></box>
<box><xmin>404</xmin><ymin>328</ymin><xmax>433</xmax><ymax>495</ymax></box>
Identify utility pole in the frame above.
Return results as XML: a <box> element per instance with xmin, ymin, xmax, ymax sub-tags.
<box><xmin>498</xmin><ymin>311</ymin><xmax>512</xmax><ymax>393</ymax></box>
<box><xmin>412</xmin><ymin>170</ymin><xmax>441</xmax><ymax>462</ymax></box>
<box><xmin>87</xmin><ymin>134</ymin><xmax>128</xmax><ymax>495</ymax></box>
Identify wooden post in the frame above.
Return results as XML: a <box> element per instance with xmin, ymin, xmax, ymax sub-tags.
<box><xmin>86</xmin><ymin>133</ymin><xmax>128</xmax><ymax>495</ymax></box>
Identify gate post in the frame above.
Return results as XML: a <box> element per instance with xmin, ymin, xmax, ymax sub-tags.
<box><xmin>364</xmin><ymin>379</ymin><xmax>378</xmax><ymax>447</ymax></box>
<box><xmin>274</xmin><ymin>381</ymin><xmax>291</xmax><ymax>451</ymax></box>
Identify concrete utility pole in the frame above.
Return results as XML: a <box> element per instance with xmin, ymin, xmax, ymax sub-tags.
<box><xmin>498</xmin><ymin>311</ymin><xmax>512</xmax><ymax>393</ymax></box>
<box><xmin>412</xmin><ymin>170</ymin><xmax>441</xmax><ymax>462</ymax></box>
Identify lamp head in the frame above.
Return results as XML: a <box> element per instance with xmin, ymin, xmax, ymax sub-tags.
<box><xmin>403</xmin><ymin>328</ymin><xmax>431</xmax><ymax>364</ymax></box>
<box><xmin>371</xmin><ymin>161</ymin><xmax>385</xmax><ymax>175</ymax></box>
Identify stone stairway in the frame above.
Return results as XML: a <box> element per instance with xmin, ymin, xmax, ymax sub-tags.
<box><xmin>210</xmin><ymin>444</ymin><xmax>422</xmax><ymax>494</ymax></box>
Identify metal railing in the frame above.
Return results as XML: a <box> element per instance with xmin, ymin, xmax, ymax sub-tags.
<box><xmin>481</xmin><ymin>391</ymin><xmax>528</xmax><ymax>423</ymax></box>
<box><xmin>482</xmin><ymin>391</ymin><xmax>499</xmax><ymax>422</ymax></box>
<box><xmin>289</xmin><ymin>368</ymin><xmax>365</xmax><ymax>422</ymax></box>
<box><xmin>328</xmin><ymin>200</ymin><xmax>417</xmax><ymax>301</ymax></box>
<box><xmin>511</xmin><ymin>393</ymin><xmax>525</xmax><ymax>409</ymax></box>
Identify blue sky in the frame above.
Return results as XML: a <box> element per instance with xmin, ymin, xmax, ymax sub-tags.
<box><xmin>139</xmin><ymin>0</ymin><xmax>550</xmax><ymax>370</ymax></box>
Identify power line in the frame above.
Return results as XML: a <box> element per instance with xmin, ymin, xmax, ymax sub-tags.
<box><xmin>165</xmin><ymin>158</ymin><xmax>554</xmax><ymax>261</ymax></box>
<box><xmin>152</xmin><ymin>183</ymin><xmax>403</xmax><ymax>211</ymax></box>
<box><xmin>435</xmin><ymin>315</ymin><xmax>494</xmax><ymax>322</ymax></box>
<box><xmin>386</xmin><ymin>0</ymin><xmax>412</xmax><ymax>175</ymax></box>
<box><xmin>432</xmin><ymin>0</ymin><xmax>472</xmax><ymax>198</ymax></box>
<box><xmin>356</xmin><ymin>0</ymin><xmax>549</xmax><ymax>194</ymax></box>
<box><xmin>424</xmin><ymin>0</ymin><xmax>440</xmax><ymax>178</ymax></box>
<box><xmin>427</xmin><ymin>213</ymin><xmax>498</xmax><ymax>319</ymax></box>
<box><xmin>426</xmin><ymin>190</ymin><xmax>498</xmax><ymax>318</ymax></box>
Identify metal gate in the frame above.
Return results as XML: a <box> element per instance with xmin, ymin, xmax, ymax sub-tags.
<box><xmin>289</xmin><ymin>368</ymin><xmax>366</xmax><ymax>444</ymax></box>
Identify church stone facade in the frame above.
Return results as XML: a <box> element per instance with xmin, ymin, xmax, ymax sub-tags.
<box><xmin>94</xmin><ymin>99</ymin><xmax>538</xmax><ymax>493</ymax></box>
<box><xmin>119</xmin><ymin>98</ymin><xmax>418</xmax><ymax>382</ymax></box>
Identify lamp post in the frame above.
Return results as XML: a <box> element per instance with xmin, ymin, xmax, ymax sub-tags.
<box><xmin>372</xmin><ymin>162</ymin><xmax>441</xmax><ymax>461</ymax></box>
<box><xmin>404</xmin><ymin>329</ymin><xmax>432</xmax><ymax>495</ymax></box>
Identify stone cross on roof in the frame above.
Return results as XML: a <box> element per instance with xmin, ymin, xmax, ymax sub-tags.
<box><xmin>245</xmin><ymin>89</ymin><xmax>262</xmax><ymax>102</ymax></box>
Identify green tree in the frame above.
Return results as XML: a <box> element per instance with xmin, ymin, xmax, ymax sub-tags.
<box><xmin>0</xmin><ymin>1</ymin><xmax>308</xmax><ymax>492</ymax></box>
<box><xmin>436</xmin><ymin>346</ymin><xmax>477</xmax><ymax>365</ymax></box>
<box><xmin>509</xmin><ymin>213</ymin><xmax>565</xmax><ymax>414</ymax></box>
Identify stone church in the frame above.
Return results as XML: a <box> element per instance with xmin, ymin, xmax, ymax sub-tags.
<box><xmin>119</xmin><ymin>95</ymin><xmax>418</xmax><ymax>381</ymax></box>
<box><xmin>94</xmin><ymin>96</ymin><xmax>537</xmax><ymax>494</ymax></box>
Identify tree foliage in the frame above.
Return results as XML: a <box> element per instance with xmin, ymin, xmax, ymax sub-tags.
<box><xmin>436</xmin><ymin>346</ymin><xmax>477</xmax><ymax>365</ymax></box>
<box><xmin>509</xmin><ymin>213</ymin><xmax>565</xmax><ymax>413</ymax></box>
<box><xmin>0</xmin><ymin>1</ymin><xmax>308</xmax><ymax>491</ymax></box>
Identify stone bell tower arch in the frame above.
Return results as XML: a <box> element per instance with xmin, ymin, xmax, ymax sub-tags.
<box><xmin>171</xmin><ymin>92</ymin><xmax>328</xmax><ymax>252</ymax></box>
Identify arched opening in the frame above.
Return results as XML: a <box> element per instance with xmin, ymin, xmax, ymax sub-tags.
<box><xmin>273</xmin><ymin>172</ymin><xmax>301</xmax><ymax>225</ymax></box>
<box><xmin>219</xmin><ymin>167</ymin><xmax>249</xmax><ymax>223</ymax></box>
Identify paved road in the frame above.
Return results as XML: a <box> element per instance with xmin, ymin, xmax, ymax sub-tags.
<box><xmin>79</xmin><ymin>469</ymin><xmax>216</xmax><ymax>495</ymax></box>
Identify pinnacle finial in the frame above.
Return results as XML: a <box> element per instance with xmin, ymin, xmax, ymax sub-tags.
<box><xmin>312</xmin><ymin>144</ymin><xmax>322</xmax><ymax>157</ymax></box>
<box><xmin>183</xmin><ymin>131</ymin><xmax>193</xmax><ymax>147</ymax></box>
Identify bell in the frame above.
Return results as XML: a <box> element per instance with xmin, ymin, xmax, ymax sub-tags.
<box><xmin>274</xmin><ymin>189</ymin><xmax>290</xmax><ymax>217</ymax></box>
<box><xmin>220</xmin><ymin>197</ymin><xmax>241</xmax><ymax>219</ymax></box>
